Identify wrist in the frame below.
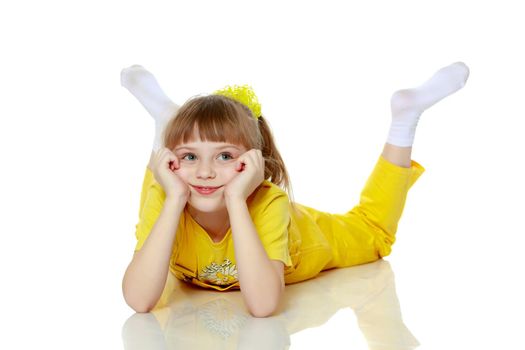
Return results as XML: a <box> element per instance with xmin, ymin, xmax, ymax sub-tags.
<box><xmin>164</xmin><ymin>196</ymin><xmax>187</xmax><ymax>212</ymax></box>
<box><xmin>224</xmin><ymin>194</ymin><xmax>246</xmax><ymax>208</ymax></box>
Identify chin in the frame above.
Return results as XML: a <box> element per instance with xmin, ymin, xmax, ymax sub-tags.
<box><xmin>188</xmin><ymin>197</ymin><xmax>226</xmax><ymax>213</ymax></box>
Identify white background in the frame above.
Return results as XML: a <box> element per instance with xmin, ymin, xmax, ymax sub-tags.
<box><xmin>1</xmin><ymin>0</ymin><xmax>524</xmax><ymax>349</ymax></box>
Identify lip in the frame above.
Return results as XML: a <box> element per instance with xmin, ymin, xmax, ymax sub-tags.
<box><xmin>191</xmin><ymin>185</ymin><xmax>222</xmax><ymax>195</ymax></box>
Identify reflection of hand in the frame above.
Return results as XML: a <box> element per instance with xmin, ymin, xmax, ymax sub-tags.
<box><xmin>223</xmin><ymin>149</ymin><xmax>265</xmax><ymax>202</ymax></box>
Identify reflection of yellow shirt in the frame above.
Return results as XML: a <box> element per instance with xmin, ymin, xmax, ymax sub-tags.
<box><xmin>134</xmin><ymin>155</ymin><xmax>425</xmax><ymax>291</ymax></box>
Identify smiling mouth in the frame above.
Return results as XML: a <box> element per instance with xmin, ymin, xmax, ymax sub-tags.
<box><xmin>191</xmin><ymin>185</ymin><xmax>222</xmax><ymax>195</ymax></box>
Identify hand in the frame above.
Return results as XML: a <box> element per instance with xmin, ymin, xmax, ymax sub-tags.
<box><xmin>150</xmin><ymin>148</ymin><xmax>190</xmax><ymax>202</ymax></box>
<box><xmin>224</xmin><ymin>149</ymin><xmax>265</xmax><ymax>202</ymax></box>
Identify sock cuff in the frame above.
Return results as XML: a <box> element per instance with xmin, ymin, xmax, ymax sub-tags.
<box><xmin>386</xmin><ymin>124</ymin><xmax>416</xmax><ymax>147</ymax></box>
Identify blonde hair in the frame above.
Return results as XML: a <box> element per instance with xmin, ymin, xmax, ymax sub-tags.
<box><xmin>162</xmin><ymin>94</ymin><xmax>297</xmax><ymax>209</ymax></box>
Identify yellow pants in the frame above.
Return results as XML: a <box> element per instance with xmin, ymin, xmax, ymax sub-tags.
<box><xmin>282</xmin><ymin>155</ymin><xmax>425</xmax><ymax>284</ymax></box>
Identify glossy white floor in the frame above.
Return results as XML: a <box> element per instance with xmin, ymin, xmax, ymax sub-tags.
<box><xmin>120</xmin><ymin>248</ymin><xmax>525</xmax><ymax>350</ymax></box>
<box><xmin>122</xmin><ymin>259</ymin><xmax>419</xmax><ymax>350</ymax></box>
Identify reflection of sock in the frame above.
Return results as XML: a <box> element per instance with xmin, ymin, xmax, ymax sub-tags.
<box><xmin>387</xmin><ymin>62</ymin><xmax>470</xmax><ymax>147</ymax></box>
<box><xmin>120</xmin><ymin>65</ymin><xmax>179</xmax><ymax>151</ymax></box>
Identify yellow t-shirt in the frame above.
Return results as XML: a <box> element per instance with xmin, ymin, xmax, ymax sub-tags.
<box><xmin>134</xmin><ymin>173</ymin><xmax>299</xmax><ymax>291</ymax></box>
<box><xmin>134</xmin><ymin>155</ymin><xmax>425</xmax><ymax>291</ymax></box>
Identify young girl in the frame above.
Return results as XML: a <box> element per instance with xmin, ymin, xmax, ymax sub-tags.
<box><xmin>121</xmin><ymin>62</ymin><xmax>470</xmax><ymax>317</ymax></box>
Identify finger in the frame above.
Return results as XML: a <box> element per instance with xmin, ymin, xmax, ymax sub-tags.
<box><xmin>254</xmin><ymin>149</ymin><xmax>262</xmax><ymax>165</ymax></box>
<box><xmin>155</xmin><ymin>148</ymin><xmax>166</xmax><ymax>163</ymax></box>
<box><xmin>253</xmin><ymin>150</ymin><xmax>264</xmax><ymax>178</ymax></box>
<box><xmin>164</xmin><ymin>148</ymin><xmax>180</xmax><ymax>169</ymax></box>
<box><xmin>161</xmin><ymin>152</ymin><xmax>177</xmax><ymax>171</ymax></box>
<box><xmin>247</xmin><ymin>150</ymin><xmax>259</xmax><ymax>168</ymax></box>
<box><xmin>259</xmin><ymin>154</ymin><xmax>264</xmax><ymax>170</ymax></box>
<box><xmin>241</xmin><ymin>150</ymin><xmax>254</xmax><ymax>163</ymax></box>
<box><xmin>236</xmin><ymin>153</ymin><xmax>248</xmax><ymax>171</ymax></box>
<box><xmin>236</xmin><ymin>160</ymin><xmax>244</xmax><ymax>172</ymax></box>
<box><xmin>172</xmin><ymin>156</ymin><xmax>180</xmax><ymax>170</ymax></box>
<box><xmin>238</xmin><ymin>149</ymin><xmax>259</xmax><ymax>171</ymax></box>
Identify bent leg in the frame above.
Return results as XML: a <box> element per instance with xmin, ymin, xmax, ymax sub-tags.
<box><xmin>324</xmin><ymin>155</ymin><xmax>425</xmax><ymax>269</ymax></box>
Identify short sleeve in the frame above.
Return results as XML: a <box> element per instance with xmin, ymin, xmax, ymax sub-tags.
<box><xmin>134</xmin><ymin>178</ymin><xmax>167</xmax><ymax>252</ymax></box>
<box><xmin>252</xmin><ymin>193</ymin><xmax>293</xmax><ymax>268</ymax></box>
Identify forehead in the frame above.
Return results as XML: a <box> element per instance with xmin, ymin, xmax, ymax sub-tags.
<box><xmin>174</xmin><ymin>140</ymin><xmax>243</xmax><ymax>152</ymax></box>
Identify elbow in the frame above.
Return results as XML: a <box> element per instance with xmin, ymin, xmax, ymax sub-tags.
<box><xmin>122</xmin><ymin>280</ymin><xmax>156</xmax><ymax>313</ymax></box>
<box><xmin>128</xmin><ymin>295</ymin><xmax>154</xmax><ymax>313</ymax></box>
<box><xmin>123</xmin><ymin>292</ymin><xmax>155</xmax><ymax>313</ymax></box>
<box><xmin>249</xmin><ymin>305</ymin><xmax>274</xmax><ymax>318</ymax></box>
<box><xmin>247</xmin><ymin>296</ymin><xmax>281</xmax><ymax>318</ymax></box>
<box><xmin>245</xmin><ymin>280</ymin><xmax>284</xmax><ymax>318</ymax></box>
<box><xmin>132</xmin><ymin>305</ymin><xmax>153</xmax><ymax>314</ymax></box>
<box><xmin>249</xmin><ymin>308</ymin><xmax>276</xmax><ymax>318</ymax></box>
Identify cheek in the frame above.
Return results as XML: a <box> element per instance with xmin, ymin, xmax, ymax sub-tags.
<box><xmin>174</xmin><ymin>168</ymin><xmax>191</xmax><ymax>182</ymax></box>
<box><xmin>224</xmin><ymin>167</ymin><xmax>241</xmax><ymax>181</ymax></box>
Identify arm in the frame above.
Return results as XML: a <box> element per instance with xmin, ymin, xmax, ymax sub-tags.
<box><xmin>122</xmin><ymin>197</ymin><xmax>185</xmax><ymax>313</ymax></box>
<box><xmin>226</xmin><ymin>197</ymin><xmax>285</xmax><ymax>318</ymax></box>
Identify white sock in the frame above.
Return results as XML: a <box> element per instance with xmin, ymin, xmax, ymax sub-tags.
<box><xmin>120</xmin><ymin>65</ymin><xmax>180</xmax><ymax>151</ymax></box>
<box><xmin>386</xmin><ymin>61</ymin><xmax>470</xmax><ymax>147</ymax></box>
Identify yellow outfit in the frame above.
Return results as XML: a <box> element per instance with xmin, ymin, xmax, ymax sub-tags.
<box><xmin>134</xmin><ymin>155</ymin><xmax>425</xmax><ymax>291</ymax></box>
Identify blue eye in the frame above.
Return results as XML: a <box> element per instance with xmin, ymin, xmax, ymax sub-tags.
<box><xmin>181</xmin><ymin>153</ymin><xmax>233</xmax><ymax>161</ymax></box>
<box><xmin>182</xmin><ymin>153</ymin><xmax>196</xmax><ymax>161</ymax></box>
<box><xmin>219</xmin><ymin>153</ymin><xmax>233</xmax><ymax>160</ymax></box>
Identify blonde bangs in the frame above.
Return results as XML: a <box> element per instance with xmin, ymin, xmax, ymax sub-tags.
<box><xmin>163</xmin><ymin>95</ymin><xmax>261</xmax><ymax>150</ymax></box>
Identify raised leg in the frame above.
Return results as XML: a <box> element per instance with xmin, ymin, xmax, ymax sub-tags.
<box><xmin>121</xmin><ymin>65</ymin><xmax>180</xmax><ymax>152</ymax></box>
<box><xmin>323</xmin><ymin>62</ymin><xmax>471</xmax><ymax>270</ymax></box>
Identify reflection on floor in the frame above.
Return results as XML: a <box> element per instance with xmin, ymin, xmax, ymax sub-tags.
<box><xmin>122</xmin><ymin>259</ymin><xmax>419</xmax><ymax>349</ymax></box>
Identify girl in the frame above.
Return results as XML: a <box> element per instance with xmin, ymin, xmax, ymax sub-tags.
<box><xmin>121</xmin><ymin>62</ymin><xmax>470</xmax><ymax>317</ymax></box>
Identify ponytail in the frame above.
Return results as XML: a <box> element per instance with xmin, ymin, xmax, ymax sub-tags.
<box><xmin>257</xmin><ymin>115</ymin><xmax>298</xmax><ymax>212</ymax></box>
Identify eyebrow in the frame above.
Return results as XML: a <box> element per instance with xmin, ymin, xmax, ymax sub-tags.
<box><xmin>174</xmin><ymin>145</ymin><xmax>241</xmax><ymax>152</ymax></box>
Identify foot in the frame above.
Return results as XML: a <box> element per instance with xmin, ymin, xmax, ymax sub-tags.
<box><xmin>390</xmin><ymin>61</ymin><xmax>470</xmax><ymax>116</ymax></box>
<box><xmin>120</xmin><ymin>64</ymin><xmax>180</xmax><ymax>151</ymax></box>
<box><xmin>386</xmin><ymin>61</ymin><xmax>470</xmax><ymax>147</ymax></box>
<box><xmin>120</xmin><ymin>64</ymin><xmax>148</xmax><ymax>89</ymax></box>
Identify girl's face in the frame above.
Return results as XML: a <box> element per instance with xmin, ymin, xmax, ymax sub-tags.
<box><xmin>172</xmin><ymin>137</ymin><xmax>248</xmax><ymax>213</ymax></box>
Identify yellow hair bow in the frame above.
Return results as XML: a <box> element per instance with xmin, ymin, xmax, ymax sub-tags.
<box><xmin>213</xmin><ymin>84</ymin><xmax>262</xmax><ymax>120</ymax></box>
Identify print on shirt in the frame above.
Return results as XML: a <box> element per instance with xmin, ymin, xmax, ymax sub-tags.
<box><xmin>199</xmin><ymin>258</ymin><xmax>239</xmax><ymax>286</ymax></box>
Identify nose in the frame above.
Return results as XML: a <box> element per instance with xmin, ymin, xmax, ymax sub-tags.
<box><xmin>196</xmin><ymin>161</ymin><xmax>216</xmax><ymax>179</ymax></box>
